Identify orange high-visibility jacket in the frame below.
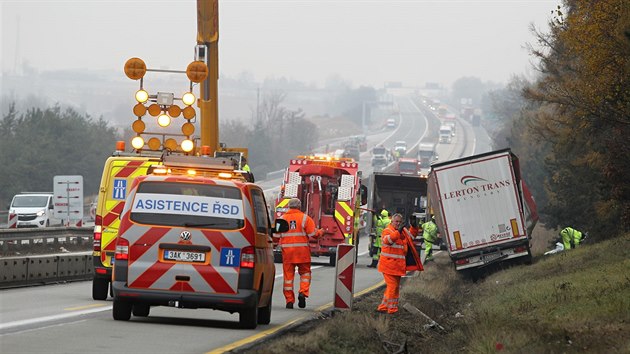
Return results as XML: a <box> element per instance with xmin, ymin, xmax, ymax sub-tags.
<box><xmin>378</xmin><ymin>223</ymin><xmax>408</xmax><ymax>276</ymax></box>
<box><xmin>279</xmin><ymin>209</ymin><xmax>318</xmax><ymax>263</ymax></box>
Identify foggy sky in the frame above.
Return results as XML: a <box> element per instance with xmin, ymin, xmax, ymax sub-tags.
<box><xmin>1</xmin><ymin>0</ymin><xmax>556</xmax><ymax>88</ymax></box>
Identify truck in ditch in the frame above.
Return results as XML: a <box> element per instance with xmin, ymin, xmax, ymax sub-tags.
<box><xmin>427</xmin><ymin>148</ymin><xmax>538</xmax><ymax>272</ymax></box>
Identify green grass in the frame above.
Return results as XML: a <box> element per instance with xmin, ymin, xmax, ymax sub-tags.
<box><xmin>238</xmin><ymin>232</ymin><xmax>630</xmax><ymax>354</ymax></box>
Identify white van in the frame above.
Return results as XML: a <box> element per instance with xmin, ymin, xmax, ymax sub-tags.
<box><xmin>8</xmin><ymin>193</ymin><xmax>60</xmax><ymax>228</ymax></box>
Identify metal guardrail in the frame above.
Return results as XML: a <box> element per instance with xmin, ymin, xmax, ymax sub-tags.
<box><xmin>0</xmin><ymin>227</ymin><xmax>93</xmax><ymax>250</ymax></box>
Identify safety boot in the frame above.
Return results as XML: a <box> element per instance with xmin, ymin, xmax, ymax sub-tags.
<box><xmin>298</xmin><ymin>293</ymin><xmax>306</xmax><ymax>308</ymax></box>
<box><xmin>367</xmin><ymin>259</ymin><xmax>378</xmax><ymax>268</ymax></box>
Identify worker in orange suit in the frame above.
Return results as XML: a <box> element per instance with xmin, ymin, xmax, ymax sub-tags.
<box><xmin>377</xmin><ymin>213</ymin><xmax>408</xmax><ymax>314</ymax></box>
<box><xmin>279</xmin><ymin>198</ymin><xmax>323</xmax><ymax>309</ymax></box>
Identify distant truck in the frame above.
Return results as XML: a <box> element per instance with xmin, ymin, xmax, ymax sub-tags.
<box><xmin>396</xmin><ymin>157</ymin><xmax>421</xmax><ymax>176</ymax></box>
<box><xmin>439</xmin><ymin>125</ymin><xmax>453</xmax><ymax>144</ymax></box>
<box><xmin>8</xmin><ymin>192</ymin><xmax>60</xmax><ymax>228</ymax></box>
<box><xmin>417</xmin><ymin>143</ymin><xmax>438</xmax><ymax>168</ymax></box>
<box><xmin>371</xmin><ymin>146</ymin><xmax>391</xmax><ymax>168</ymax></box>
<box><xmin>427</xmin><ymin>149</ymin><xmax>538</xmax><ymax>272</ymax></box>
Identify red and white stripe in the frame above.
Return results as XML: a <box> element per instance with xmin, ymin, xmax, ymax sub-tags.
<box><xmin>8</xmin><ymin>213</ymin><xmax>17</xmax><ymax>228</ymax></box>
<box><xmin>333</xmin><ymin>244</ymin><xmax>356</xmax><ymax>311</ymax></box>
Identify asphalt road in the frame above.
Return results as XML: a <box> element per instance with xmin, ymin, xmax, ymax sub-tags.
<box><xmin>0</xmin><ymin>95</ymin><xmax>476</xmax><ymax>353</ymax></box>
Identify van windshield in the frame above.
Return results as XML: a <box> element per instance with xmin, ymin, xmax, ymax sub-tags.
<box><xmin>130</xmin><ymin>182</ymin><xmax>245</xmax><ymax>230</ymax></box>
<box><xmin>12</xmin><ymin>195</ymin><xmax>49</xmax><ymax>208</ymax></box>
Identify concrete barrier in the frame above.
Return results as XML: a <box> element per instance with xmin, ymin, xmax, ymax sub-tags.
<box><xmin>0</xmin><ymin>252</ymin><xmax>92</xmax><ymax>289</ymax></box>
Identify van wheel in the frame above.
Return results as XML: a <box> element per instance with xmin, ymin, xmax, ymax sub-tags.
<box><xmin>113</xmin><ymin>300</ymin><xmax>132</xmax><ymax>321</ymax></box>
<box><xmin>257</xmin><ymin>295</ymin><xmax>272</xmax><ymax>325</ymax></box>
<box><xmin>239</xmin><ymin>305</ymin><xmax>258</xmax><ymax>329</ymax></box>
<box><xmin>273</xmin><ymin>252</ymin><xmax>283</xmax><ymax>264</ymax></box>
<box><xmin>257</xmin><ymin>278</ymin><xmax>273</xmax><ymax>325</ymax></box>
<box><xmin>132</xmin><ymin>303</ymin><xmax>150</xmax><ymax>317</ymax></box>
<box><xmin>92</xmin><ymin>278</ymin><xmax>109</xmax><ymax>300</ymax></box>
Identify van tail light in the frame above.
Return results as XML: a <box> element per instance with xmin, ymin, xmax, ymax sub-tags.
<box><xmin>115</xmin><ymin>237</ymin><xmax>129</xmax><ymax>261</ymax></box>
<box><xmin>241</xmin><ymin>246</ymin><xmax>255</xmax><ymax>268</ymax></box>
<box><xmin>93</xmin><ymin>215</ymin><xmax>102</xmax><ymax>251</ymax></box>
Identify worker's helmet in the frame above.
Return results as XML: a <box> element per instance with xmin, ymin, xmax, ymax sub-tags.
<box><xmin>288</xmin><ymin>198</ymin><xmax>301</xmax><ymax>209</ymax></box>
<box><xmin>380</xmin><ymin>209</ymin><xmax>389</xmax><ymax>217</ymax></box>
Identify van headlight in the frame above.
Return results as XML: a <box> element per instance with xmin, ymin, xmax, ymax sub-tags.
<box><xmin>37</xmin><ymin>210</ymin><xmax>45</xmax><ymax>217</ymax></box>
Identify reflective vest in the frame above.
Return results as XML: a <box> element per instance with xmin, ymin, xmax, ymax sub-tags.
<box><xmin>374</xmin><ymin>216</ymin><xmax>390</xmax><ymax>248</ymax></box>
<box><xmin>377</xmin><ymin>223</ymin><xmax>408</xmax><ymax>276</ymax></box>
<box><xmin>422</xmin><ymin>221</ymin><xmax>438</xmax><ymax>243</ymax></box>
<box><xmin>560</xmin><ymin>227</ymin><xmax>583</xmax><ymax>249</ymax></box>
<box><xmin>279</xmin><ymin>209</ymin><xmax>318</xmax><ymax>263</ymax></box>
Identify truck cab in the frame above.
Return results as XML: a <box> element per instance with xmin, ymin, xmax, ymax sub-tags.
<box><xmin>274</xmin><ymin>155</ymin><xmax>367</xmax><ymax>266</ymax></box>
<box><xmin>417</xmin><ymin>143</ymin><xmax>438</xmax><ymax>168</ymax></box>
<box><xmin>397</xmin><ymin>158</ymin><xmax>421</xmax><ymax>175</ymax></box>
<box><xmin>8</xmin><ymin>193</ymin><xmax>60</xmax><ymax>228</ymax></box>
<box><xmin>439</xmin><ymin>125</ymin><xmax>453</xmax><ymax>144</ymax></box>
<box><xmin>371</xmin><ymin>146</ymin><xmax>389</xmax><ymax>168</ymax></box>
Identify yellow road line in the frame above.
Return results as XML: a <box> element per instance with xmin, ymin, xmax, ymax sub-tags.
<box><xmin>64</xmin><ymin>304</ymin><xmax>109</xmax><ymax>311</ymax></box>
<box><xmin>206</xmin><ymin>280</ymin><xmax>385</xmax><ymax>354</ymax></box>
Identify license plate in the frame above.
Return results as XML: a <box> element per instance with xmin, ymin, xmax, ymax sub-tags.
<box><xmin>482</xmin><ymin>252</ymin><xmax>502</xmax><ymax>262</ymax></box>
<box><xmin>164</xmin><ymin>250</ymin><xmax>206</xmax><ymax>263</ymax></box>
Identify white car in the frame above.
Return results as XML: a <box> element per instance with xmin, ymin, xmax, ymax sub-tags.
<box><xmin>8</xmin><ymin>193</ymin><xmax>60</xmax><ymax>228</ymax></box>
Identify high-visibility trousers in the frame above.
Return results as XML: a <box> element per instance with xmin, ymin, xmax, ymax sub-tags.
<box><xmin>425</xmin><ymin>239</ymin><xmax>434</xmax><ymax>260</ymax></box>
<box><xmin>282</xmin><ymin>262</ymin><xmax>311</xmax><ymax>304</ymax></box>
<box><xmin>377</xmin><ymin>273</ymin><xmax>401</xmax><ymax>314</ymax></box>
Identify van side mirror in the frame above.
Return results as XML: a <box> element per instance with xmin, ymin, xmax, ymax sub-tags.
<box><xmin>274</xmin><ymin>219</ymin><xmax>289</xmax><ymax>233</ymax></box>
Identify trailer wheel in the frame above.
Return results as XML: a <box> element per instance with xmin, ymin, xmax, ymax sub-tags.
<box><xmin>523</xmin><ymin>246</ymin><xmax>533</xmax><ymax>265</ymax></box>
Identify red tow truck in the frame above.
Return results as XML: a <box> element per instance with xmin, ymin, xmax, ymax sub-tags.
<box><xmin>273</xmin><ymin>155</ymin><xmax>367</xmax><ymax>265</ymax></box>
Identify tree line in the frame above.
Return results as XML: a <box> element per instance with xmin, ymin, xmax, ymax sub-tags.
<box><xmin>0</xmin><ymin>104</ymin><xmax>119</xmax><ymax>207</ymax></box>
<box><xmin>489</xmin><ymin>0</ymin><xmax>630</xmax><ymax>240</ymax></box>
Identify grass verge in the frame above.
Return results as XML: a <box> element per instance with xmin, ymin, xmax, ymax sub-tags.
<box><xmin>235</xmin><ymin>232</ymin><xmax>630</xmax><ymax>353</ymax></box>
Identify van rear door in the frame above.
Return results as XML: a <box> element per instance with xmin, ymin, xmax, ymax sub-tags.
<box><xmin>123</xmin><ymin>179</ymin><xmax>249</xmax><ymax>295</ymax></box>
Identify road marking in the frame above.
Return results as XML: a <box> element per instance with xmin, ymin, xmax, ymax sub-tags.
<box><xmin>0</xmin><ymin>306</ymin><xmax>111</xmax><ymax>331</ymax></box>
<box><xmin>206</xmin><ymin>280</ymin><xmax>385</xmax><ymax>354</ymax></box>
<box><xmin>64</xmin><ymin>303</ymin><xmax>108</xmax><ymax>311</ymax></box>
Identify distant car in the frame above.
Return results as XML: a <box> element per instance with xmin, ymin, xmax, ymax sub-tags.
<box><xmin>386</xmin><ymin>118</ymin><xmax>396</xmax><ymax>128</ymax></box>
